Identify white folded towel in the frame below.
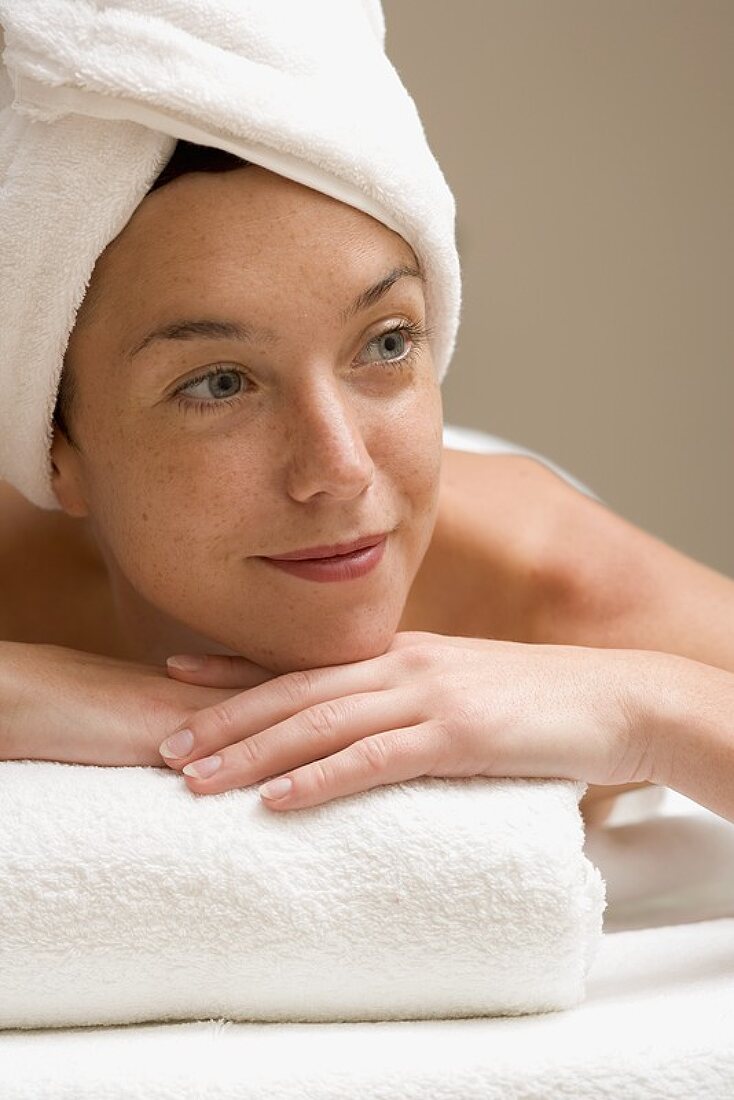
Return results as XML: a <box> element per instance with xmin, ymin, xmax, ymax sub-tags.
<box><xmin>0</xmin><ymin>762</ymin><xmax>605</xmax><ymax>1030</ymax></box>
<box><xmin>0</xmin><ymin>0</ymin><xmax>460</xmax><ymax>510</ymax></box>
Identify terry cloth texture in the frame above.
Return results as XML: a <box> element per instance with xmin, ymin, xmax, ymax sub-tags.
<box><xmin>0</xmin><ymin>761</ymin><xmax>604</xmax><ymax>1029</ymax></box>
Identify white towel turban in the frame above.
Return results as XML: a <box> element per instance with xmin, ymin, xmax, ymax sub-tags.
<box><xmin>0</xmin><ymin>0</ymin><xmax>461</xmax><ymax>510</ymax></box>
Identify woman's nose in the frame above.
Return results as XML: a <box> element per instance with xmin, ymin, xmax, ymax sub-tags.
<box><xmin>283</xmin><ymin>385</ymin><xmax>375</xmax><ymax>501</ymax></box>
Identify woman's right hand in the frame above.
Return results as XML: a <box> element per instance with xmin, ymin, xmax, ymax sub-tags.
<box><xmin>0</xmin><ymin>641</ymin><xmax>276</xmax><ymax>768</ymax></box>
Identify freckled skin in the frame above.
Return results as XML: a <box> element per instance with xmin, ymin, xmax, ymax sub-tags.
<box><xmin>50</xmin><ymin>166</ymin><xmax>444</xmax><ymax>675</ymax></box>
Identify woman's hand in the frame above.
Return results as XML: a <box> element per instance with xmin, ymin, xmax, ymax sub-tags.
<box><xmin>160</xmin><ymin>631</ymin><xmax>664</xmax><ymax>810</ymax></box>
<box><xmin>0</xmin><ymin>641</ymin><xmax>276</xmax><ymax>768</ymax></box>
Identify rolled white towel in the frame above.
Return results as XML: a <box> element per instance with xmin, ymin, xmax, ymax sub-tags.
<box><xmin>0</xmin><ymin>761</ymin><xmax>605</xmax><ymax>1030</ymax></box>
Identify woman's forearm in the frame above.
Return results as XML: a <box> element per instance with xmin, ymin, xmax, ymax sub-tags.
<box><xmin>0</xmin><ymin>639</ymin><xmax>254</xmax><ymax>769</ymax></box>
<box><xmin>646</xmin><ymin>653</ymin><xmax>734</xmax><ymax>823</ymax></box>
<box><xmin>0</xmin><ymin>639</ymin><xmax>161</xmax><ymax>765</ymax></box>
<box><xmin>0</xmin><ymin>640</ymin><xmax>36</xmax><ymax>759</ymax></box>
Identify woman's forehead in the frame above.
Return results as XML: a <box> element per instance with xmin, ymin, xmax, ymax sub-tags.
<box><xmin>134</xmin><ymin>164</ymin><xmax>390</xmax><ymax>248</ymax></box>
<box><xmin>84</xmin><ymin>172</ymin><xmax>419</xmax><ymax>325</ymax></box>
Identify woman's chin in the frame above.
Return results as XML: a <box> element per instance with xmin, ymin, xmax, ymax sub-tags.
<box><xmin>223</xmin><ymin>626</ymin><xmax>400</xmax><ymax>676</ymax></box>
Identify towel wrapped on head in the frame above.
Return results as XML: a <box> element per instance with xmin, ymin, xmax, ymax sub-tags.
<box><xmin>0</xmin><ymin>0</ymin><xmax>461</xmax><ymax>509</ymax></box>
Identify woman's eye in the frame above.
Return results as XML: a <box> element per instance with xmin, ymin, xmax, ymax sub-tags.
<box><xmin>359</xmin><ymin>327</ymin><xmax>412</xmax><ymax>365</ymax></box>
<box><xmin>173</xmin><ymin>322</ymin><xmax>428</xmax><ymax>414</ymax></box>
<box><xmin>176</xmin><ymin>367</ymin><xmax>246</xmax><ymax>408</ymax></box>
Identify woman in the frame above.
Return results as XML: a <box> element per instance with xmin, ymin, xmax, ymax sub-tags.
<box><xmin>2</xmin><ymin>140</ymin><xmax>734</xmax><ymax>824</ymax></box>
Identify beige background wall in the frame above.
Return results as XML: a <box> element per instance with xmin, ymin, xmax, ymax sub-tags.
<box><xmin>384</xmin><ymin>0</ymin><xmax>733</xmax><ymax>577</ymax></box>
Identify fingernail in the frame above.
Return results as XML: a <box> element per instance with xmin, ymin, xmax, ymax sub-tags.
<box><xmin>259</xmin><ymin>777</ymin><xmax>293</xmax><ymax>800</ymax></box>
<box><xmin>167</xmin><ymin>655</ymin><xmax>206</xmax><ymax>671</ymax></box>
<box><xmin>183</xmin><ymin>755</ymin><xmax>222</xmax><ymax>779</ymax></box>
<box><xmin>159</xmin><ymin>729</ymin><xmax>195</xmax><ymax>758</ymax></box>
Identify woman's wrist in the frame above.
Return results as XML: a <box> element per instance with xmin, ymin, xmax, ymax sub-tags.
<box><xmin>634</xmin><ymin>649</ymin><xmax>734</xmax><ymax>821</ymax></box>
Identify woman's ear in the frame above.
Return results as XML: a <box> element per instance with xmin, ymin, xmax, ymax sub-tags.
<box><xmin>50</xmin><ymin>425</ymin><xmax>90</xmax><ymax>518</ymax></box>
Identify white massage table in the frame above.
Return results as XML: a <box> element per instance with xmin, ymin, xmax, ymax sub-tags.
<box><xmin>1</xmin><ymin>427</ymin><xmax>732</xmax><ymax>1097</ymax></box>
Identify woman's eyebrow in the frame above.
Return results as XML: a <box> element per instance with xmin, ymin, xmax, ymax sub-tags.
<box><xmin>337</xmin><ymin>264</ymin><xmax>424</xmax><ymax>323</ymax></box>
<box><xmin>126</xmin><ymin>264</ymin><xmax>424</xmax><ymax>360</ymax></box>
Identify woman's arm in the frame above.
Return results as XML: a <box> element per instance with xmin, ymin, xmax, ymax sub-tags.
<box><xmin>0</xmin><ymin>640</ymin><xmax>263</xmax><ymax>767</ymax></box>
<box><xmin>645</xmin><ymin>653</ymin><xmax>734</xmax><ymax>823</ymax></box>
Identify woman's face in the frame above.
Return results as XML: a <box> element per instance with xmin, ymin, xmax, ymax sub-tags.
<box><xmin>51</xmin><ymin>164</ymin><xmax>444</xmax><ymax>673</ymax></box>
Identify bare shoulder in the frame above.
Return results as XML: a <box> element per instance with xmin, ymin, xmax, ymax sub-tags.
<box><xmin>441</xmin><ymin>445</ymin><xmax>573</xmax><ymax>517</ymax></box>
<box><xmin>0</xmin><ymin>480</ymin><xmax>47</xmax><ymax>637</ymax></box>
<box><xmin>0</xmin><ymin>479</ymin><xmax>107</xmax><ymax>647</ymax></box>
<box><xmin>0</xmin><ymin>477</ymin><xmax>45</xmax><ymax>538</ymax></box>
<box><xmin>438</xmin><ymin>447</ymin><xmax>655</xmax><ymax>661</ymax></box>
<box><xmin>513</xmin><ymin>455</ymin><xmax>734</xmax><ymax>670</ymax></box>
<box><xmin>0</xmin><ymin>477</ymin><xmax>84</xmax><ymax>561</ymax></box>
<box><xmin>421</xmin><ymin>449</ymin><xmax>571</xmax><ymax>642</ymax></box>
<box><xmin>445</xmin><ymin>447</ymin><xmax>734</xmax><ymax>661</ymax></box>
<box><xmin>439</xmin><ymin>447</ymin><xmax>595</xmax><ymax>612</ymax></box>
<box><xmin>441</xmin><ymin>447</ymin><xmax>571</xmax><ymax>547</ymax></box>
<box><xmin>0</xmin><ymin>479</ymin><xmax>61</xmax><ymax>587</ymax></box>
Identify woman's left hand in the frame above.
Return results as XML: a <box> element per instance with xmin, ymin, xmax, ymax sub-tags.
<box><xmin>158</xmin><ymin>631</ymin><xmax>661</xmax><ymax>810</ymax></box>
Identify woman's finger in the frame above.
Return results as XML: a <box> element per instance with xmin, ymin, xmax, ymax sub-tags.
<box><xmin>175</xmin><ymin>685</ymin><xmax>423</xmax><ymax>798</ymax></box>
<box><xmin>166</xmin><ymin>654</ymin><xmax>275</xmax><ymax>689</ymax></box>
<box><xmin>159</xmin><ymin>650</ymin><xmax>405</xmax><ymax>771</ymax></box>
<box><xmin>257</xmin><ymin>721</ymin><xmax>444</xmax><ymax>811</ymax></box>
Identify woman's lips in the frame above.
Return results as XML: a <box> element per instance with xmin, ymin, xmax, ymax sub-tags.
<box><xmin>260</xmin><ymin>535</ymin><xmax>388</xmax><ymax>582</ymax></box>
<box><xmin>267</xmin><ymin>531</ymin><xmax>390</xmax><ymax>560</ymax></box>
